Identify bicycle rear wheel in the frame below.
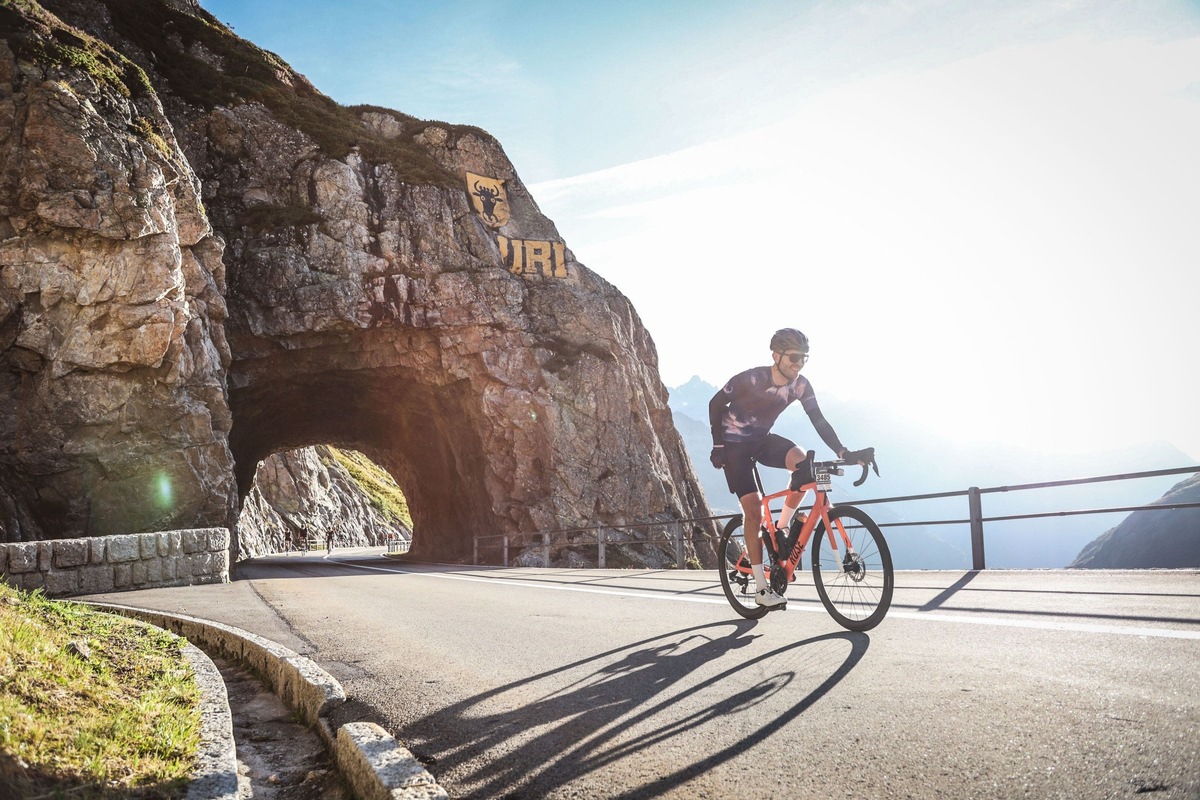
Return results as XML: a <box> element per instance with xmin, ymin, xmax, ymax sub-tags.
<box><xmin>718</xmin><ymin>515</ymin><xmax>769</xmax><ymax>619</ymax></box>
<box><xmin>810</xmin><ymin>505</ymin><xmax>893</xmax><ymax>631</ymax></box>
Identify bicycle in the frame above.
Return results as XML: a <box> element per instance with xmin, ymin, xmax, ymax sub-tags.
<box><xmin>718</xmin><ymin>449</ymin><xmax>894</xmax><ymax>630</ymax></box>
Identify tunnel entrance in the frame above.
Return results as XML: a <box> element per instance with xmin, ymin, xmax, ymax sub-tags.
<box><xmin>227</xmin><ymin>342</ymin><xmax>495</xmax><ymax>564</ymax></box>
<box><xmin>237</xmin><ymin>445</ymin><xmax>412</xmax><ymax>560</ymax></box>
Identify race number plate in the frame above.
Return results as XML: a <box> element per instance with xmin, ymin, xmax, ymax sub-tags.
<box><xmin>816</xmin><ymin>468</ymin><xmax>833</xmax><ymax>491</ymax></box>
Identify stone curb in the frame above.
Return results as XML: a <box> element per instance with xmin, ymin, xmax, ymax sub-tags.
<box><xmin>180</xmin><ymin>641</ymin><xmax>239</xmax><ymax>800</ymax></box>
<box><xmin>83</xmin><ymin>602</ymin><xmax>448</xmax><ymax>800</ymax></box>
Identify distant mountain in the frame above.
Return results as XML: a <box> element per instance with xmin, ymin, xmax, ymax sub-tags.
<box><xmin>668</xmin><ymin>376</ymin><xmax>1195</xmax><ymax>569</ymax></box>
<box><xmin>1069</xmin><ymin>474</ymin><xmax>1200</xmax><ymax>568</ymax></box>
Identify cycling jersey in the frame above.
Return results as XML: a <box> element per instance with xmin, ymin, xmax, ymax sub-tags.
<box><xmin>709</xmin><ymin>366</ymin><xmax>844</xmax><ymax>454</ymax></box>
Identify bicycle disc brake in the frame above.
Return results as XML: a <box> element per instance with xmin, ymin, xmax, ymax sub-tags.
<box><xmin>842</xmin><ymin>551</ymin><xmax>867</xmax><ymax>582</ymax></box>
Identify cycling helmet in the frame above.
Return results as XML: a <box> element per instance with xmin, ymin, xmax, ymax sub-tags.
<box><xmin>770</xmin><ymin>328</ymin><xmax>809</xmax><ymax>353</ymax></box>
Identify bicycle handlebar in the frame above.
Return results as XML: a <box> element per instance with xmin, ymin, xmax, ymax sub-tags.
<box><xmin>815</xmin><ymin>447</ymin><xmax>880</xmax><ymax>487</ymax></box>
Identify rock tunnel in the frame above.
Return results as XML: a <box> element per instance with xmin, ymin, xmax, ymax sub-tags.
<box><xmin>0</xmin><ymin>0</ymin><xmax>711</xmax><ymax>560</ymax></box>
<box><xmin>228</xmin><ymin>348</ymin><xmax>490</xmax><ymax>562</ymax></box>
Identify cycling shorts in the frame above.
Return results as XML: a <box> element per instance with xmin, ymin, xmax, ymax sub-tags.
<box><xmin>722</xmin><ymin>433</ymin><xmax>797</xmax><ymax>499</ymax></box>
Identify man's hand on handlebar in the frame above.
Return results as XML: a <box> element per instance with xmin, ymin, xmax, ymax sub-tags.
<box><xmin>841</xmin><ymin>447</ymin><xmax>874</xmax><ymax>465</ymax></box>
<box><xmin>840</xmin><ymin>447</ymin><xmax>880</xmax><ymax>486</ymax></box>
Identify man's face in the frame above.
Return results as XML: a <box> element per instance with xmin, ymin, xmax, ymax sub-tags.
<box><xmin>775</xmin><ymin>349</ymin><xmax>809</xmax><ymax>380</ymax></box>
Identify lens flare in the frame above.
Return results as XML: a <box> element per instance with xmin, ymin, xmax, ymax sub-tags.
<box><xmin>155</xmin><ymin>473</ymin><xmax>173</xmax><ymax>508</ymax></box>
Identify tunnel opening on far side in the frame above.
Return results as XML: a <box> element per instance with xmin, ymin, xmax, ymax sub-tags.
<box><xmin>227</xmin><ymin>359</ymin><xmax>491</xmax><ymax>564</ymax></box>
<box><xmin>236</xmin><ymin>444</ymin><xmax>413</xmax><ymax>559</ymax></box>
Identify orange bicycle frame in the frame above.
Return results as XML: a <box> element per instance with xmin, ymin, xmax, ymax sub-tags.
<box><xmin>747</xmin><ymin>478</ymin><xmax>853</xmax><ymax>582</ymax></box>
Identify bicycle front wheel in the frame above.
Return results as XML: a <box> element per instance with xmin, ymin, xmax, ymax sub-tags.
<box><xmin>811</xmin><ymin>505</ymin><xmax>894</xmax><ymax>631</ymax></box>
<box><xmin>718</xmin><ymin>515</ymin><xmax>768</xmax><ymax>620</ymax></box>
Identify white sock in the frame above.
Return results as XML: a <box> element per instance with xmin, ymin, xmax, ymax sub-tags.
<box><xmin>752</xmin><ymin>563</ymin><xmax>767</xmax><ymax>592</ymax></box>
<box><xmin>780</xmin><ymin>501</ymin><xmax>799</xmax><ymax>529</ymax></box>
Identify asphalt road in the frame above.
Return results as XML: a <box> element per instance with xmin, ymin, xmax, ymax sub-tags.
<box><xmin>84</xmin><ymin>552</ymin><xmax>1200</xmax><ymax>799</ymax></box>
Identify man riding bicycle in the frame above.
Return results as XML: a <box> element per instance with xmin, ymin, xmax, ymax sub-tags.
<box><xmin>709</xmin><ymin>328</ymin><xmax>870</xmax><ymax>609</ymax></box>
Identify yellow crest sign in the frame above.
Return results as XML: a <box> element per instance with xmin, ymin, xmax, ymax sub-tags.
<box><xmin>466</xmin><ymin>172</ymin><xmax>509</xmax><ymax>228</ymax></box>
<box><xmin>499</xmin><ymin>236</ymin><xmax>568</xmax><ymax>278</ymax></box>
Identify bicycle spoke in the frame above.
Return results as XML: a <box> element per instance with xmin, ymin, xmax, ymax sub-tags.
<box><xmin>719</xmin><ymin>516</ymin><xmax>769</xmax><ymax>619</ymax></box>
<box><xmin>812</xmin><ymin>506</ymin><xmax>894</xmax><ymax>631</ymax></box>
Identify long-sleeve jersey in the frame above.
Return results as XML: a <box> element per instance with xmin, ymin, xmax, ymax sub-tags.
<box><xmin>708</xmin><ymin>366</ymin><xmax>845</xmax><ymax>454</ymax></box>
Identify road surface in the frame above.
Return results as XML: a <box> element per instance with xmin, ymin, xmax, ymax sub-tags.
<box><xmin>84</xmin><ymin>552</ymin><xmax>1200</xmax><ymax>799</ymax></box>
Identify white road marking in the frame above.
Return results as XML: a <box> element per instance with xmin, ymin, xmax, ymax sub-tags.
<box><xmin>326</xmin><ymin>559</ymin><xmax>1200</xmax><ymax>641</ymax></box>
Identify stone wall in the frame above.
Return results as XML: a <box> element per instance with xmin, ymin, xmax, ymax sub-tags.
<box><xmin>0</xmin><ymin>528</ymin><xmax>229</xmax><ymax>597</ymax></box>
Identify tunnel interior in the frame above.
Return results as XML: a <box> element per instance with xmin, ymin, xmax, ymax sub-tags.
<box><xmin>227</xmin><ymin>362</ymin><xmax>490</xmax><ymax>561</ymax></box>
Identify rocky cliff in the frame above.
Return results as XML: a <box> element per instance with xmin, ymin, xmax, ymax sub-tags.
<box><xmin>1070</xmin><ymin>474</ymin><xmax>1200</xmax><ymax>568</ymax></box>
<box><xmin>0</xmin><ymin>0</ymin><xmax>711</xmax><ymax>563</ymax></box>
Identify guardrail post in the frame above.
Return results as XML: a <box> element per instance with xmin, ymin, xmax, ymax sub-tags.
<box><xmin>598</xmin><ymin>529</ymin><xmax>606</xmax><ymax>569</ymax></box>
<box><xmin>543</xmin><ymin>533</ymin><xmax>551</xmax><ymax>566</ymax></box>
<box><xmin>503</xmin><ymin>535</ymin><xmax>509</xmax><ymax>567</ymax></box>
<box><xmin>969</xmin><ymin>487</ymin><xmax>986</xmax><ymax>570</ymax></box>
<box><xmin>473</xmin><ymin>536</ymin><xmax>478</xmax><ymax>566</ymax></box>
<box><xmin>674</xmin><ymin>523</ymin><xmax>685</xmax><ymax>569</ymax></box>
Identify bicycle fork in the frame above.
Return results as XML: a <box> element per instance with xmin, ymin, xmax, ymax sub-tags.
<box><xmin>822</xmin><ymin>512</ymin><xmax>865</xmax><ymax>580</ymax></box>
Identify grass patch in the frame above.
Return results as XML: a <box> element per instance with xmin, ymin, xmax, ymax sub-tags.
<box><xmin>0</xmin><ymin>1</ymin><xmax>154</xmax><ymax>99</ymax></box>
<box><xmin>98</xmin><ymin>0</ymin><xmax>461</xmax><ymax>186</ymax></box>
<box><xmin>1</xmin><ymin>1</ymin><xmax>484</xmax><ymax>187</ymax></box>
<box><xmin>323</xmin><ymin>447</ymin><xmax>412</xmax><ymax>530</ymax></box>
<box><xmin>0</xmin><ymin>583</ymin><xmax>200</xmax><ymax>800</ymax></box>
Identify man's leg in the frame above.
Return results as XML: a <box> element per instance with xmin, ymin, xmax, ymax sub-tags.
<box><xmin>778</xmin><ymin>446</ymin><xmax>810</xmax><ymax>529</ymax></box>
<box><xmin>740</xmin><ymin>491</ymin><xmax>786</xmax><ymax>606</ymax></box>
<box><xmin>739</xmin><ymin>491</ymin><xmax>764</xmax><ymax>586</ymax></box>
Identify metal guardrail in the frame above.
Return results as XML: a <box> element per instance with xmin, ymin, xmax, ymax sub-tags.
<box><xmin>386</xmin><ymin>536</ymin><xmax>411</xmax><ymax>555</ymax></box>
<box><xmin>470</xmin><ymin>465</ymin><xmax>1200</xmax><ymax>569</ymax></box>
<box><xmin>472</xmin><ymin>517</ymin><xmax>723</xmax><ymax>569</ymax></box>
<box><xmin>850</xmin><ymin>465</ymin><xmax>1200</xmax><ymax>569</ymax></box>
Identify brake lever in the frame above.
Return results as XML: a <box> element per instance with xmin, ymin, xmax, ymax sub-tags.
<box><xmin>854</xmin><ymin>462</ymin><xmax>870</xmax><ymax>487</ymax></box>
<box><xmin>852</xmin><ymin>455</ymin><xmax>881</xmax><ymax>487</ymax></box>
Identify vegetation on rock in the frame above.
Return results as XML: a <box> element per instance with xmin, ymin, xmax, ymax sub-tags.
<box><xmin>95</xmin><ymin>0</ymin><xmax>461</xmax><ymax>186</ymax></box>
<box><xmin>324</xmin><ymin>446</ymin><xmax>413</xmax><ymax>530</ymax></box>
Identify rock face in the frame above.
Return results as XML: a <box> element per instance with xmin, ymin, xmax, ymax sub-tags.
<box><xmin>0</xmin><ymin>0</ymin><xmax>711</xmax><ymax>563</ymax></box>
<box><xmin>0</xmin><ymin>2</ymin><xmax>236</xmax><ymax>541</ymax></box>
<box><xmin>1070</xmin><ymin>474</ymin><xmax>1200</xmax><ymax>568</ymax></box>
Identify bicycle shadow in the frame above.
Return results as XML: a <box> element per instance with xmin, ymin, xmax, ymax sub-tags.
<box><xmin>399</xmin><ymin>620</ymin><xmax>869</xmax><ymax>798</ymax></box>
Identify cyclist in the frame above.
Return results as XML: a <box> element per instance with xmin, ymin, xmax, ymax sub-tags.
<box><xmin>709</xmin><ymin>328</ymin><xmax>866</xmax><ymax>609</ymax></box>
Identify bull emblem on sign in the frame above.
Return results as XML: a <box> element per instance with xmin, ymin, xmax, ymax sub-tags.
<box><xmin>472</xmin><ymin>181</ymin><xmax>505</xmax><ymax>223</ymax></box>
<box><xmin>466</xmin><ymin>172</ymin><xmax>510</xmax><ymax>228</ymax></box>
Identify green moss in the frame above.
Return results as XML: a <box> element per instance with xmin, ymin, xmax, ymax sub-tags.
<box><xmin>133</xmin><ymin>116</ymin><xmax>172</xmax><ymax>157</ymax></box>
<box><xmin>99</xmin><ymin>0</ymin><xmax>458</xmax><ymax>187</ymax></box>
<box><xmin>0</xmin><ymin>1</ymin><xmax>154</xmax><ymax>100</ymax></box>
<box><xmin>322</xmin><ymin>447</ymin><xmax>412</xmax><ymax>529</ymax></box>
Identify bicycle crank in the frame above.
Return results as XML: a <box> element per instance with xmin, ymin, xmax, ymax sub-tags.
<box><xmin>770</xmin><ymin>562</ymin><xmax>790</xmax><ymax>595</ymax></box>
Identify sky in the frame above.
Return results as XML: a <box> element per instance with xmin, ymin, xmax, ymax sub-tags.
<box><xmin>202</xmin><ymin>0</ymin><xmax>1200</xmax><ymax>462</ymax></box>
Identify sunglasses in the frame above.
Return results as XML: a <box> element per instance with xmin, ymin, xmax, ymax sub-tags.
<box><xmin>781</xmin><ymin>351</ymin><xmax>809</xmax><ymax>364</ymax></box>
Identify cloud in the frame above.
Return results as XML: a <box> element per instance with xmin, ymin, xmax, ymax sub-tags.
<box><xmin>533</xmin><ymin>34</ymin><xmax>1200</xmax><ymax>457</ymax></box>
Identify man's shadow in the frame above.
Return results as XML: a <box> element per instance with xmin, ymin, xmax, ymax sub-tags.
<box><xmin>399</xmin><ymin>619</ymin><xmax>870</xmax><ymax>798</ymax></box>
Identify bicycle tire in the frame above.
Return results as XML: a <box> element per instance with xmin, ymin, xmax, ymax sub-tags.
<box><xmin>718</xmin><ymin>515</ymin><xmax>769</xmax><ymax>620</ymax></box>
<box><xmin>810</xmin><ymin>505</ymin><xmax>894</xmax><ymax>631</ymax></box>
